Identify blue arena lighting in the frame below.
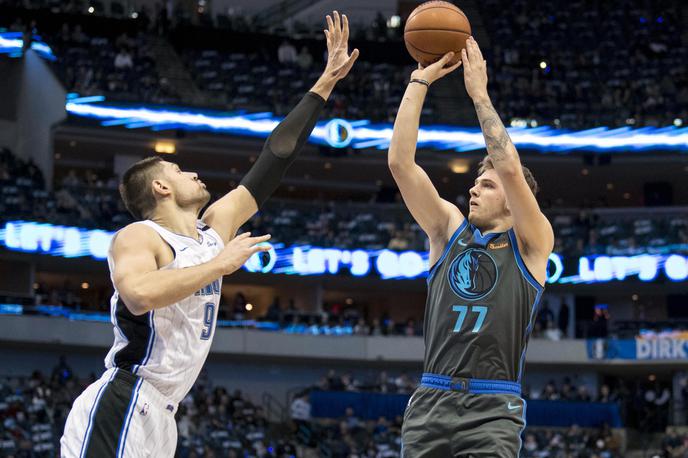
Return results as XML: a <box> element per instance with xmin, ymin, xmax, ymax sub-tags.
<box><xmin>2</xmin><ymin>221</ymin><xmax>687</xmax><ymax>284</ymax></box>
<box><xmin>0</xmin><ymin>32</ymin><xmax>56</xmax><ymax>60</ymax></box>
<box><xmin>64</xmin><ymin>96</ymin><xmax>688</xmax><ymax>153</ymax></box>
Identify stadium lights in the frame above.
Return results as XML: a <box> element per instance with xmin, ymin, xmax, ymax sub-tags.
<box><xmin>449</xmin><ymin>159</ymin><xmax>470</xmax><ymax>173</ymax></box>
<box><xmin>65</xmin><ymin>96</ymin><xmax>688</xmax><ymax>153</ymax></box>
<box><xmin>0</xmin><ymin>32</ymin><xmax>55</xmax><ymax>60</ymax></box>
<box><xmin>154</xmin><ymin>141</ymin><xmax>176</xmax><ymax>154</ymax></box>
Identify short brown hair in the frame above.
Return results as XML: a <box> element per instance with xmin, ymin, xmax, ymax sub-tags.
<box><xmin>478</xmin><ymin>156</ymin><xmax>538</xmax><ymax>196</ymax></box>
<box><xmin>119</xmin><ymin>156</ymin><xmax>165</xmax><ymax>220</ymax></box>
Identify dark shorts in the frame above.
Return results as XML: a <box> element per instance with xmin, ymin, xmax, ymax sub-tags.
<box><xmin>401</xmin><ymin>385</ymin><xmax>526</xmax><ymax>457</ymax></box>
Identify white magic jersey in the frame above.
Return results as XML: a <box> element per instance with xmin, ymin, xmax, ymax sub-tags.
<box><xmin>104</xmin><ymin>220</ymin><xmax>224</xmax><ymax>405</ymax></box>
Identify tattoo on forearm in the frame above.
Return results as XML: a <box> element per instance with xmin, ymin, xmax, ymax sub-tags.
<box><xmin>474</xmin><ymin>100</ymin><xmax>513</xmax><ymax>162</ymax></box>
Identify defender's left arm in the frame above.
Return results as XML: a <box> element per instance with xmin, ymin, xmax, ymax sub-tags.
<box><xmin>462</xmin><ymin>37</ymin><xmax>553</xmax><ymax>259</ymax></box>
<box><xmin>202</xmin><ymin>11</ymin><xmax>359</xmax><ymax>243</ymax></box>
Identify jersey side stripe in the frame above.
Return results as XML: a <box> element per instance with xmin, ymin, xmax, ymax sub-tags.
<box><xmin>113</xmin><ymin>298</ymin><xmax>153</xmax><ymax>373</ymax></box>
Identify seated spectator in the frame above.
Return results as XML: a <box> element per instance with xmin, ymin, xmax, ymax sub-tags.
<box><xmin>297</xmin><ymin>46</ymin><xmax>313</xmax><ymax>70</ymax></box>
<box><xmin>277</xmin><ymin>40</ymin><xmax>297</xmax><ymax>65</ymax></box>
<box><xmin>114</xmin><ymin>48</ymin><xmax>134</xmax><ymax>69</ymax></box>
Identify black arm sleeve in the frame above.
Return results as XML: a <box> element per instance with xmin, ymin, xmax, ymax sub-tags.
<box><xmin>240</xmin><ymin>91</ymin><xmax>326</xmax><ymax>207</ymax></box>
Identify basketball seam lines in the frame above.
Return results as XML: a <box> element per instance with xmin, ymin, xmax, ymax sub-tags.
<box><xmin>407</xmin><ymin>5</ymin><xmax>469</xmax><ymax>23</ymax></box>
<box><xmin>405</xmin><ymin>29</ymin><xmax>472</xmax><ymax>33</ymax></box>
<box><xmin>406</xmin><ymin>40</ymin><xmax>462</xmax><ymax>57</ymax></box>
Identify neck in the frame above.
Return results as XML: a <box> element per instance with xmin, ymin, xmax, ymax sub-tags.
<box><xmin>474</xmin><ymin>217</ymin><xmax>512</xmax><ymax>235</ymax></box>
<box><xmin>150</xmin><ymin>204</ymin><xmax>199</xmax><ymax>240</ymax></box>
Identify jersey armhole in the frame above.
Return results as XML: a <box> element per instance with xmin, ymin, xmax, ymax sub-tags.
<box><xmin>198</xmin><ymin>220</ymin><xmax>226</xmax><ymax>250</ymax></box>
<box><xmin>508</xmin><ymin>229</ymin><xmax>545</xmax><ymax>292</ymax></box>
<box><xmin>427</xmin><ymin>218</ymin><xmax>469</xmax><ymax>281</ymax></box>
<box><xmin>133</xmin><ymin>221</ymin><xmax>177</xmax><ymax>269</ymax></box>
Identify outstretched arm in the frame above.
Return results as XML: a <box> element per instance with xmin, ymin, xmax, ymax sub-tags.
<box><xmin>462</xmin><ymin>37</ymin><xmax>553</xmax><ymax>260</ymax></box>
<box><xmin>388</xmin><ymin>53</ymin><xmax>464</xmax><ymax>265</ymax></box>
<box><xmin>112</xmin><ymin>224</ymin><xmax>270</xmax><ymax>315</ymax></box>
<box><xmin>202</xmin><ymin>11</ymin><xmax>359</xmax><ymax>243</ymax></box>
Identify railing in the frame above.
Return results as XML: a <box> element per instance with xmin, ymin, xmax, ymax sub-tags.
<box><xmin>254</xmin><ymin>0</ymin><xmax>319</xmax><ymax>27</ymax></box>
<box><xmin>261</xmin><ymin>391</ymin><xmax>287</xmax><ymax>423</ymax></box>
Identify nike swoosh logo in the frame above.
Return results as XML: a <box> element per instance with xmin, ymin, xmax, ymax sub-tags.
<box><xmin>457</xmin><ymin>239</ymin><xmax>468</xmax><ymax>247</ymax></box>
<box><xmin>179</xmin><ymin>247</ymin><xmax>189</xmax><ymax>252</ymax></box>
<box><xmin>507</xmin><ymin>402</ymin><xmax>520</xmax><ymax>410</ymax></box>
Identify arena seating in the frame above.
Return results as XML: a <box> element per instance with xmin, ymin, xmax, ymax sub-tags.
<box><xmin>2</xmin><ymin>152</ymin><xmax>687</xmax><ymax>256</ymax></box>
<box><xmin>0</xmin><ymin>364</ymin><xmax>643</xmax><ymax>457</ymax></box>
<box><xmin>477</xmin><ymin>0</ymin><xmax>687</xmax><ymax>129</ymax></box>
<box><xmin>3</xmin><ymin>2</ymin><xmax>686</xmax><ymax>128</ymax></box>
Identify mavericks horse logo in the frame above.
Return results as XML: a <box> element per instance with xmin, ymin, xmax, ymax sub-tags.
<box><xmin>447</xmin><ymin>248</ymin><xmax>498</xmax><ymax>300</ymax></box>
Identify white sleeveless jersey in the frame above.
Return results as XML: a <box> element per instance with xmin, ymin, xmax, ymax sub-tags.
<box><xmin>104</xmin><ymin>220</ymin><xmax>224</xmax><ymax>405</ymax></box>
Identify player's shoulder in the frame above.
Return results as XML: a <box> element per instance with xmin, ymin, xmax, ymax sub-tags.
<box><xmin>112</xmin><ymin>222</ymin><xmax>165</xmax><ymax>251</ymax></box>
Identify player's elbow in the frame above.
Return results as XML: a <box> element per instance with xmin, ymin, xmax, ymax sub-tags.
<box><xmin>493</xmin><ymin>158</ymin><xmax>521</xmax><ymax>177</ymax></box>
<box><xmin>121</xmin><ymin>287</ymin><xmax>156</xmax><ymax>315</ymax></box>
<box><xmin>388</xmin><ymin>154</ymin><xmax>412</xmax><ymax>174</ymax></box>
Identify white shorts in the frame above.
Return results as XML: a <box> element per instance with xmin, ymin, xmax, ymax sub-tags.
<box><xmin>60</xmin><ymin>368</ymin><xmax>178</xmax><ymax>458</ymax></box>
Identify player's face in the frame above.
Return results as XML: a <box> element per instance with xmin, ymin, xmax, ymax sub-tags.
<box><xmin>163</xmin><ymin>161</ymin><xmax>211</xmax><ymax>209</ymax></box>
<box><xmin>467</xmin><ymin>169</ymin><xmax>508</xmax><ymax>228</ymax></box>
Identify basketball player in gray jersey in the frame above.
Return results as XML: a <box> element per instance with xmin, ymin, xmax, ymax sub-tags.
<box><xmin>389</xmin><ymin>37</ymin><xmax>553</xmax><ymax>457</ymax></box>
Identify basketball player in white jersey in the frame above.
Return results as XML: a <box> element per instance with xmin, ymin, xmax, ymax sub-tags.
<box><xmin>60</xmin><ymin>12</ymin><xmax>358</xmax><ymax>458</ymax></box>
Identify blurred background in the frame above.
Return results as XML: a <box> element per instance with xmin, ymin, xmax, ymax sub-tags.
<box><xmin>0</xmin><ymin>0</ymin><xmax>687</xmax><ymax>456</ymax></box>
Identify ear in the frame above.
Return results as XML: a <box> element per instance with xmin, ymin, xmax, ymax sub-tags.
<box><xmin>152</xmin><ymin>179</ymin><xmax>172</xmax><ymax>198</ymax></box>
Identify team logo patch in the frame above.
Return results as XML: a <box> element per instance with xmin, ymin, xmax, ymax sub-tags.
<box><xmin>447</xmin><ymin>248</ymin><xmax>498</xmax><ymax>301</ymax></box>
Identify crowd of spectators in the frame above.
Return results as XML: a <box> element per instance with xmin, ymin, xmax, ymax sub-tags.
<box><xmin>311</xmin><ymin>370</ymin><xmax>417</xmax><ymax>395</ymax></box>
<box><xmin>521</xmin><ymin>424</ymin><xmax>621</xmax><ymax>457</ymax></box>
<box><xmin>1</xmin><ymin>11</ymin><xmax>180</xmax><ymax>105</ymax></box>
<box><xmin>182</xmin><ymin>46</ymin><xmax>421</xmax><ymax>123</ymax></box>
<box><xmin>50</xmin><ymin>25</ymin><xmax>180</xmax><ymax>104</ymax></box>
<box><xmin>522</xmin><ymin>377</ymin><xmax>676</xmax><ymax>433</ymax></box>
<box><xmin>4</xmin><ymin>359</ymin><xmax>673</xmax><ymax>458</ymax></box>
<box><xmin>0</xmin><ymin>149</ymin><xmax>131</xmax><ymax>231</ymax></box>
<box><xmin>522</xmin><ymin>378</ymin><xmax>616</xmax><ymax>404</ymax></box>
<box><xmin>5</xmin><ymin>0</ymin><xmax>687</xmax><ymax>129</ymax></box>
<box><xmin>0</xmin><ymin>358</ymin><xmax>87</xmax><ymax>457</ymax></box>
<box><xmin>479</xmin><ymin>0</ymin><xmax>688</xmax><ymax>129</ymax></box>
<box><xmin>311</xmin><ymin>371</ymin><xmax>627</xmax><ymax>405</ymax></box>
<box><xmin>2</xmin><ymin>149</ymin><xmax>687</xmax><ymax>258</ymax></box>
<box><xmin>175</xmin><ymin>371</ymin><xmax>289</xmax><ymax>458</ymax></box>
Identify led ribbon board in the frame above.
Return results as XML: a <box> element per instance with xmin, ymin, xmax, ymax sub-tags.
<box><xmin>0</xmin><ymin>32</ymin><xmax>55</xmax><ymax>60</ymax></box>
<box><xmin>65</xmin><ymin>96</ymin><xmax>688</xmax><ymax>153</ymax></box>
<box><xmin>2</xmin><ymin>220</ymin><xmax>687</xmax><ymax>284</ymax></box>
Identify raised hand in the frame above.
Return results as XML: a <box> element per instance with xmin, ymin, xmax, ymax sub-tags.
<box><xmin>411</xmin><ymin>51</ymin><xmax>462</xmax><ymax>86</ymax></box>
<box><xmin>213</xmin><ymin>232</ymin><xmax>272</xmax><ymax>275</ymax></box>
<box><xmin>323</xmin><ymin>11</ymin><xmax>360</xmax><ymax>81</ymax></box>
<box><xmin>461</xmin><ymin>36</ymin><xmax>489</xmax><ymax>102</ymax></box>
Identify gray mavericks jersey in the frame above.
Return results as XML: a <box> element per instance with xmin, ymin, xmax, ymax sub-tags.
<box><xmin>424</xmin><ymin>219</ymin><xmax>544</xmax><ymax>382</ymax></box>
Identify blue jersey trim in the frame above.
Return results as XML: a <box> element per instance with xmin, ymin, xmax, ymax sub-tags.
<box><xmin>420</xmin><ymin>373</ymin><xmax>521</xmax><ymax>395</ymax></box>
<box><xmin>508</xmin><ymin>229</ymin><xmax>545</xmax><ymax>382</ymax></box>
<box><xmin>517</xmin><ymin>287</ymin><xmax>544</xmax><ymax>382</ymax></box>
<box><xmin>471</xmin><ymin>225</ymin><xmax>502</xmax><ymax>247</ymax></box>
<box><xmin>507</xmin><ymin>229</ymin><xmax>544</xmax><ymax>292</ymax></box>
<box><xmin>427</xmin><ymin>219</ymin><xmax>469</xmax><ymax>282</ymax></box>
<box><xmin>517</xmin><ymin>397</ymin><xmax>528</xmax><ymax>454</ymax></box>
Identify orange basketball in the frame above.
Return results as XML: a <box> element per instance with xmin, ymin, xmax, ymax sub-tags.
<box><xmin>404</xmin><ymin>1</ymin><xmax>472</xmax><ymax>67</ymax></box>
